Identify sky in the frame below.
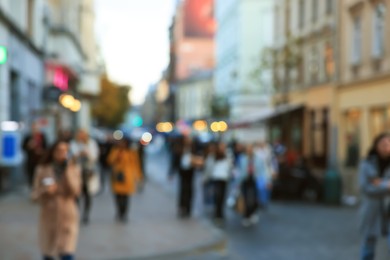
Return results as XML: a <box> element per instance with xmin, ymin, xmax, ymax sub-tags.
<box><xmin>94</xmin><ymin>0</ymin><xmax>176</xmax><ymax>105</ymax></box>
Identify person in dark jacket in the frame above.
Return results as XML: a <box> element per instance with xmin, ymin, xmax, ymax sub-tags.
<box><xmin>175</xmin><ymin>136</ymin><xmax>203</xmax><ymax>218</ymax></box>
<box><xmin>359</xmin><ymin>133</ymin><xmax>390</xmax><ymax>260</ymax></box>
<box><xmin>22</xmin><ymin>122</ymin><xmax>48</xmax><ymax>188</ymax></box>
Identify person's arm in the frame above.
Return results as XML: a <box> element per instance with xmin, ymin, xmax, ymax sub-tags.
<box><xmin>31</xmin><ymin>166</ymin><xmax>57</xmax><ymax>202</ymax></box>
<box><xmin>359</xmin><ymin>161</ymin><xmax>390</xmax><ymax>197</ymax></box>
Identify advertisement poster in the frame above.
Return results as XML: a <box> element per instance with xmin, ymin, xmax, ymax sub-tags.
<box><xmin>184</xmin><ymin>0</ymin><xmax>215</xmax><ymax>38</ymax></box>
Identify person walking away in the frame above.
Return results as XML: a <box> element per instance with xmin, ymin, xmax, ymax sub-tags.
<box><xmin>176</xmin><ymin>136</ymin><xmax>203</xmax><ymax>218</ymax></box>
<box><xmin>238</xmin><ymin>144</ymin><xmax>270</xmax><ymax>227</ymax></box>
<box><xmin>98</xmin><ymin>134</ymin><xmax>114</xmax><ymax>194</ymax></box>
<box><xmin>23</xmin><ymin>122</ymin><xmax>48</xmax><ymax>188</ymax></box>
<box><xmin>70</xmin><ymin>129</ymin><xmax>99</xmax><ymax>224</ymax></box>
<box><xmin>210</xmin><ymin>142</ymin><xmax>231</xmax><ymax>226</ymax></box>
<box><xmin>254</xmin><ymin>141</ymin><xmax>276</xmax><ymax>208</ymax></box>
<box><xmin>108</xmin><ymin>138</ymin><xmax>142</xmax><ymax>223</ymax></box>
<box><xmin>31</xmin><ymin>140</ymin><xmax>81</xmax><ymax>260</ymax></box>
<box><xmin>359</xmin><ymin>133</ymin><xmax>390</xmax><ymax>260</ymax></box>
<box><xmin>203</xmin><ymin>142</ymin><xmax>216</xmax><ymax>212</ymax></box>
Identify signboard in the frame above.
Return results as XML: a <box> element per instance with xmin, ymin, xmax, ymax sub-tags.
<box><xmin>42</xmin><ymin>85</ymin><xmax>62</xmax><ymax>102</ymax></box>
<box><xmin>0</xmin><ymin>131</ymin><xmax>22</xmax><ymax>166</ymax></box>
<box><xmin>184</xmin><ymin>0</ymin><xmax>216</xmax><ymax>38</ymax></box>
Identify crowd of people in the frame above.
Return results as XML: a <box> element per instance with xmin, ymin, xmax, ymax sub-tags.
<box><xmin>168</xmin><ymin>135</ymin><xmax>278</xmax><ymax>227</ymax></box>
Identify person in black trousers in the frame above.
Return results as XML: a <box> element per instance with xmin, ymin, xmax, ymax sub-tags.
<box><xmin>176</xmin><ymin>136</ymin><xmax>203</xmax><ymax>218</ymax></box>
<box><xmin>210</xmin><ymin>142</ymin><xmax>231</xmax><ymax>225</ymax></box>
<box><xmin>22</xmin><ymin>122</ymin><xmax>48</xmax><ymax>188</ymax></box>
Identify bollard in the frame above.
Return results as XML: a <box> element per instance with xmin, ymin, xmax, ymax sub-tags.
<box><xmin>324</xmin><ymin>167</ymin><xmax>342</xmax><ymax>205</ymax></box>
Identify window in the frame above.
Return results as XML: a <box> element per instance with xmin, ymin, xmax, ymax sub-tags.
<box><xmin>299</xmin><ymin>0</ymin><xmax>305</xmax><ymax>29</ymax></box>
<box><xmin>372</xmin><ymin>3</ymin><xmax>386</xmax><ymax>58</ymax></box>
<box><xmin>326</xmin><ymin>0</ymin><xmax>333</xmax><ymax>15</ymax></box>
<box><xmin>351</xmin><ymin>15</ymin><xmax>362</xmax><ymax>65</ymax></box>
<box><xmin>312</xmin><ymin>0</ymin><xmax>318</xmax><ymax>22</ymax></box>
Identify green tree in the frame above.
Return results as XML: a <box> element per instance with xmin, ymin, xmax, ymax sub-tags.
<box><xmin>92</xmin><ymin>75</ymin><xmax>131</xmax><ymax>128</ymax></box>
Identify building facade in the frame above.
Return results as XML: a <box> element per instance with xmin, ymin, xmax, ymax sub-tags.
<box><xmin>336</xmin><ymin>0</ymin><xmax>390</xmax><ymax>196</ymax></box>
<box><xmin>0</xmin><ymin>0</ymin><xmax>46</xmax><ymax>128</ymax></box>
<box><xmin>215</xmin><ymin>0</ymin><xmax>274</xmax><ymax>142</ymax></box>
<box><xmin>271</xmin><ymin>0</ymin><xmax>338</xmax><ymax>170</ymax></box>
<box><xmin>176</xmin><ymin>72</ymin><xmax>213</xmax><ymax>121</ymax></box>
<box><xmin>168</xmin><ymin>0</ymin><xmax>216</xmax><ymax>124</ymax></box>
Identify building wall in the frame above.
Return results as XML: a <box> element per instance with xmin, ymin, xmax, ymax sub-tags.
<box><xmin>0</xmin><ymin>0</ymin><xmax>45</xmax><ymax>126</ymax></box>
<box><xmin>176</xmin><ymin>76</ymin><xmax>213</xmax><ymax>120</ymax></box>
<box><xmin>337</xmin><ymin>0</ymin><xmax>390</xmax><ymax>164</ymax></box>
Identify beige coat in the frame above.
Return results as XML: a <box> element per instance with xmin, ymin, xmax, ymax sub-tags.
<box><xmin>31</xmin><ymin>162</ymin><xmax>81</xmax><ymax>256</ymax></box>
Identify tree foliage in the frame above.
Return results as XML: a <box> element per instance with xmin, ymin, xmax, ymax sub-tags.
<box><xmin>92</xmin><ymin>75</ymin><xmax>131</xmax><ymax>128</ymax></box>
<box><xmin>211</xmin><ymin>95</ymin><xmax>230</xmax><ymax>119</ymax></box>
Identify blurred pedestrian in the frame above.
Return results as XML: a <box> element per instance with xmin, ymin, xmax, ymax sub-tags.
<box><xmin>22</xmin><ymin>122</ymin><xmax>48</xmax><ymax>188</ymax></box>
<box><xmin>98</xmin><ymin>134</ymin><xmax>114</xmax><ymax>194</ymax></box>
<box><xmin>210</xmin><ymin>142</ymin><xmax>231</xmax><ymax>225</ymax></box>
<box><xmin>108</xmin><ymin>138</ymin><xmax>142</xmax><ymax>223</ymax></box>
<box><xmin>203</xmin><ymin>142</ymin><xmax>216</xmax><ymax>210</ymax></box>
<box><xmin>358</xmin><ymin>133</ymin><xmax>390</xmax><ymax>260</ymax></box>
<box><xmin>254</xmin><ymin>141</ymin><xmax>276</xmax><ymax>208</ymax></box>
<box><xmin>31</xmin><ymin>140</ymin><xmax>81</xmax><ymax>260</ymax></box>
<box><xmin>70</xmin><ymin>129</ymin><xmax>100</xmax><ymax>224</ymax></box>
<box><xmin>238</xmin><ymin>144</ymin><xmax>271</xmax><ymax>227</ymax></box>
<box><xmin>176</xmin><ymin>135</ymin><xmax>203</xmax><ymax>218</ymax></box>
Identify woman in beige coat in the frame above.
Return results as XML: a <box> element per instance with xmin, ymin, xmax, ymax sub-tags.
<box><xmin>32</xmin><ymin>140</ymin><xmax>82</xmax><ymax>260</ymax></box>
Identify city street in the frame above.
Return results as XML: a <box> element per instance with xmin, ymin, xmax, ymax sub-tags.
<box><xmin>0</xmin><ymin>145</ymin><xmax>388</xmax><ymax>260</ymax></box>
<box><xmin>146</xmin><ymin>146</ymin><xmax>389</xmax><ymax>260</ymax></box>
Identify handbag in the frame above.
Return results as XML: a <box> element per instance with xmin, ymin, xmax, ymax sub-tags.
<box><xmin>115</xmin><ymin>171</ymin><xmax>125</xmax><ymax>183</ymax></box>
<box><xmin>87</xmin><ymin>171</ymin><xmax>100</xmax><ymax>196</ymax></box>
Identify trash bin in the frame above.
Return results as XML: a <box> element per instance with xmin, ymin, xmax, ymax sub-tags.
<box><xmin>324</xmin><ymin>167</ymin><xmax>342</xmax><ymax>205</ymax></box>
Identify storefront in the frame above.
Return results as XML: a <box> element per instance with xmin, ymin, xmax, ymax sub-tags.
<box><xmin>337</xmin><ymin>79</ymin><xmax>390</xmax><ymax>197</ymax></box>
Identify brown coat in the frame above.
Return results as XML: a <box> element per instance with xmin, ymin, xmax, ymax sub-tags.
<box><xmin>108</xmin><ymin>148</ymin><xmax>142</xmax><ymax>195</ymax></box>
<box><xmin>31</xmin><ymin>162</ymin><xmax>81</xmax><ymax>256</ymax></box>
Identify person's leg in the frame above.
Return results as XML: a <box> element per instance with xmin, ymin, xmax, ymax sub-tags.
<box><xmin>242</xmin><ymin>178</ymin><xmax>252</xmax><ymax>219</ymax></box>
<box><xmin>361</xmin><ymin>235</ymin><xmax>377</xmax><ymax>260</ymax></box>
<box><xmin>82</xmin><ymin>182</ymin><xmax>91</xmax><ymax>223</ymax></box>
<box><xmin>219</xmin><ymin>181</ymin><xmax>227</xmax><ymax>219</ymax></box>
<box><xmin>186</xmin><ymin>171</ymin><xmax>194</xmax><ymax>216</ymax></box>
<box><xmin>178</xmin><ymin>173</ymin><xmax>186</xmax><ymax>216</ymax></box>
<box><xmin>213</xmin><ymin>181</ymin><xmax>221</xmax><ymax>219</ymax></box>
<box><xmin>114</xmin><ymin>194</ymin><xmax>121</xmax><ymax>220</ymax></box>
<box><xmin>121</xmin><ymin>195</ymin><xmax>130</xmax><ymax>221</ymax></box>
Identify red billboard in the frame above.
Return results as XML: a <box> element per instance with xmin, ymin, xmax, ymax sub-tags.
<box><xmin>183</xmin><ymin>0</ymin><xmax>215</xmax><ymax>38</ymax></box>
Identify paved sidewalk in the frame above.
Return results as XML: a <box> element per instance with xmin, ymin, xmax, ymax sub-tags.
<box><xmin>0</xmin><ymin>181</ymin><xmax>224</xmax><ymax>260</ymax></box>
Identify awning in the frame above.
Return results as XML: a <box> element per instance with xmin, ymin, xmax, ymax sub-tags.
<box><xmin>229</xmin><ymin>103</ymin><xmax>304</xmax><ymax>129</ymax></box>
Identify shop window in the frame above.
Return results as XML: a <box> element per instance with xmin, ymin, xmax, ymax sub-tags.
<box><xmin>345</xmin><ymin>109</ymin><xmax>361</xmax><ymax>167</ymax></box>
<box><xmin>371</xmin><ymin>107</ymin><xmax>390</xmax><ymax>139</ymax></box>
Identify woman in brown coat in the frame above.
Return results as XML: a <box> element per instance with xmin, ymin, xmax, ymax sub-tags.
<box><xmin>31</xmin><ymin>140</ymin><xmax>81</xmax><ymax>260</ymax></box>
<box><xmin>108</xmin><ymin>138</ymin><xmax>142</xmax><ymax>223</ymax></box>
